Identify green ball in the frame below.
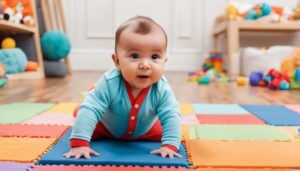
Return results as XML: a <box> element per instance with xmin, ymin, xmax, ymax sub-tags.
<box><xmin>41</xmin><ymin>31</ymin><xmax>71</xmax><ymax>61</ymax></box>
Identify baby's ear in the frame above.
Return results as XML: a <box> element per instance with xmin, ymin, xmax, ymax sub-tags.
<box><xmin>112</xmin><ymin>53</ymin><xmax>120</xmax><ymax>69</ymax></box>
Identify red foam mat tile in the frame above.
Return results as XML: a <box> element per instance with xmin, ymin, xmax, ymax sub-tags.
<box><xmin>196</xmin><ymin>114</ymin><xmax>265</xmax><ymax>125</ymax></box>
<box><xmin>0</xmin><ymin>124</ymin><xmax>70</xmax><ymax>138</ymax></box>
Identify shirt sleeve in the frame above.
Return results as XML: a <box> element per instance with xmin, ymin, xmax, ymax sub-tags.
<box><xmin>70</xmin><ymin>76</ymin><xmax>111</xmax><ymax>143</ymax></box>
<box><xmin>156</xmin><ymin>82</ymin><xmax>181</xmax><ymax>150</ymax></box>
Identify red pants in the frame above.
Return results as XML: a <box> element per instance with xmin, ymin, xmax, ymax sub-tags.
<box><xmin>73</xmin><ymin>104</ymin><xmax>162</xmax><ymax>141</ymax></box>
<box><xmin>91</xmin><ymin>120</ymin><xmax>162</xmax><ymax>141</ymax></box>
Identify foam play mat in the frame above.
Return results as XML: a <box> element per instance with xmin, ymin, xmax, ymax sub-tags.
<box><xmin>189</xmin><ymin>125</ymin><xmax>291</xmax><ymax>141</ymax></box>
<box><xmin>38</xmin><ymin>129</ymin><xmax>188</xmax><ymax>167</ymax></box>
<box><xmin>22</xmin><ymin>112</ymin><xmax>75</xmax><ymax>126</ymax></box>
<box><xmin>34</xmin><ymin>165</ymin><xmax>191</xmax><ymax>171</ymax></box>
<box><xmin>179</xmin><ymin>104</ymin><xmax>195</xmax><ymax>115</ymax></box>
<box><xmin>0</xmin><ymin>124</ymin><xmax>69</xmax><ymax>138</ymax></box>
<box><xmin>46</xmin><ymin>103</ymin><xmax>77</xmax><ymax>114</ymax></box>
<box><xmin>0</xmin><ymin>137</ymin><xmax>56</xmax><ymax>162</ymax></box>
<box><xmin>241</xmin><ymin>105</ymin><xmax>300</xmax><ymax>126</ymax></box>
<box><xmin>193</xmin><ymin>104</ymin><xmax>249</xmax><ymax>114</ymax></box>
<box><xmin>196</xmin><ymin>114</ymin><xmax>265</xmax><ymax>124</ymax></box>
<box><xmin>1</xmin><ymin>102</ymin><xmax>300</xmax><ymax>170</ymax></box>
<box><xmin>0</xmin><ymin>161</ymin><xmax>34</xmax><ymax>171</ymax></box>
<box><xmin>0</xmin><ymin>103</ymin><xmax>54</xmax><ymax>124</ymax></box>
<box><xmin>285</xmin><ymin>104</ymin><xmax>300</xmax><ymax>114</ymax></box>
<box><xmin>188</xmin><ymin>139</ymin><xmax>300</xmax><ymax>168</ymax></box>
<box><xmin>180</xmin><ymin>115</ymin><xmax>199</xmax><ymax>125</ymax></box>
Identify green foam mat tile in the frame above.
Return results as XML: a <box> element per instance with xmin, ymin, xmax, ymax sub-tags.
<box><xmin>189</xmin><ymin>125</ymin><xmax>291</xmax><ymax>141</ymax></box>
<box><xmin>0</xmin><ymin>103</ymin><xmax>55</xmax><ymax>124</ymax></box>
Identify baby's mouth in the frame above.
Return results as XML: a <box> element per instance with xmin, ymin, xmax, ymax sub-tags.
<box><xmin>137</xmin><ymin>75</ymin><xmax>150</xmax><ymax>79</ymax></box>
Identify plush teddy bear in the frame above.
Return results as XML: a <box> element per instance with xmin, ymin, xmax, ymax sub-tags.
<box><xmin>281</xmin><ymin>48</ymin><xmax>300</xmax><ymax>78</ymax></box>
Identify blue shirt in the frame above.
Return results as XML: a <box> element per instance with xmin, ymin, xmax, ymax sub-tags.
<box><xmin>71</xmin><ymin>68</ymin><xmax>181</xmax><ymax>148</ymax></box>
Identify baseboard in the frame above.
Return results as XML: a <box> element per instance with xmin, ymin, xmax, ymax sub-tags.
<box><xmin>70</xmin><ymin>49</ymin><xmax>204</xmax><ymax>71</ymax></box>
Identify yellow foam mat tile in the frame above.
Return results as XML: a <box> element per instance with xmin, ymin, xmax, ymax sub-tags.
<box><xmin>0</xmin><ymin>137</ymin><xmax>56</xmax><ymax>163</ymax></box>
<box><xmin>179</xmin><ymin>104</ymin><xmax>195</xmax><ymax>115</ymax></box>
<box><xmin>46</xmin><ymin>103</ymin><xmax>77</xmax><ymax>114</ymax></box>
<box><xmin>189</xmin><ymin>140</ymin><xmax>300</xmax><ymax>168</ymax></box>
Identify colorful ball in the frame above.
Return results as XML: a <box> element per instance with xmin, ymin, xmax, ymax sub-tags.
<box><xmin>0</xmin><ymin>48</ymin><xmax>27</xmax><ymax>74</ymax></box>
<box><xmin>236</xmin><ymin>76</ymin><xmax>247</xmax><ymax>86</ymax></box>
<box><xmin>1</xmin><ymin>37</ymin><xmax>16</xmax><ymax>49</ymax></box>
<box><xmin>264</xmin><ymin>75</ymin><xmax>272</xmax><ymax>83</ymax></box>
<box><xmin>249</xmin><ymin>71</ymin><xmax>263</xmax><ymax>86</ymax></box>
<box><xmin>41</xmin><ymin>31</ymin><xmax>71</xmax><ymax>61</ymax></box>
<box><xmin>279</xmin><ymin>81</ymin><xmax>289</xmax><ymax>90</ymax></box>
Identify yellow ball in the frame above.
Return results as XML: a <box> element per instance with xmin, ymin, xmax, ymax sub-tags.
<box><xmin>1</xmin><ymin>37</ymin><xmax>16</xmax><ymax>49</ymax></box>
<box><xmin>236</xmin><ymin>76</ymin><xmax>247</xmax><ymax>86</ymax></box>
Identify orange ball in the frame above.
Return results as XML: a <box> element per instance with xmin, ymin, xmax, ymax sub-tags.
<box><xmin>25</xmin><ymin>61</ymin><xmax>39</xmax><ymax>71</ymax></box>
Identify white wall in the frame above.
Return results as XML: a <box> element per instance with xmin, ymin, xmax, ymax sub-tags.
<box><xmin>62</xmin><ymin>0</ymin><xmax>299</xmax><ymax>71</ymax></box>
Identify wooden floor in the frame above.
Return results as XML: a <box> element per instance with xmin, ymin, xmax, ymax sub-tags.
<box><xmin>1</xmin><ymin>71</ymin><xmax>300</xmax><ymax>104</ymax></box>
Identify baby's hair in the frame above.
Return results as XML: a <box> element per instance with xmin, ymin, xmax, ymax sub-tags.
<box><xmin>115</xmin><ymin>16</ymin><xmax>167</xmax><ymax>53</ymax></box>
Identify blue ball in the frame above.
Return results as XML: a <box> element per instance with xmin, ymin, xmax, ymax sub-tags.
<box><xmin>264</xmin><ymin>75</ymin><xmax>272</xmax><ymax>83</ymax></box>
<box><xmin>0</xmin><ymin>48</ymin><xmax>27</xmax><ymax>74</ymax></box>
<box><xmin>249</xmin><ymin>71</ymin><xmax>263</xmax><ymax>86</ymax></box>
<box><xmin>279</xmin><ymin>81</ymin><xmax>289</xmax><ymax>90</ymax></box>
<box><xmin>41</xmin><ymin>31</ymin><xmax>71</xmax><ymax>61</ymax></box>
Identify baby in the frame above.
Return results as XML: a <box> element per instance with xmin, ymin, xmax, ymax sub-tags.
<box><xmin>64</xmin><ymin>16</ymin><xmax>182</xmax><ymax>160</ymax></box>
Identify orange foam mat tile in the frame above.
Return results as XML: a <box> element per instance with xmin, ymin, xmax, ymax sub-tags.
<box><xmin>181</xmin><ymin>125</ymin><xmax>190</xmax><ymax>141</ymax></box>
<box><xmin>34</xmin><ymin>165</ymin><xmax>192</xmax><ymax>171</ymax></box>
<box><xmin>189</xmin><ymin>140</ymin><xmax>300</xmax><ymax>168</ymax></box>
<box><xmin>0</xmin><ymin>124</ymin><xmax>70</xmax><ymax>138</ymax></box>
<box><xmin>0</xmin><ymin>137</ymin><xmax>57</xmax><ymax>163</ymax></box>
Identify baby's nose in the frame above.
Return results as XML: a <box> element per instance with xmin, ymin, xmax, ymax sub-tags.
<box><xmin>139</xmin><ymin>60</ymin><xmax>151</xmax><ymax>69</ymax></box>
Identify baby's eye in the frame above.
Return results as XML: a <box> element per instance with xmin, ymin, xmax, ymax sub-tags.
<box><xmin>151</xmin><ymin>54</ymin><xmax>160</xmax><ymax>60</ymax></box>
<box><xmin>130</xmin><ymin>53</ymin><xmax>139</xmax><ymax>59</ymax></box>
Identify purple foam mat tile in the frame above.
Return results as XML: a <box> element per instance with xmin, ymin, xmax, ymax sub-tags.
<box><xmin>0</xmin><ymin>161</ymin><xmax>34</xmax><ymax>171</ymax></box>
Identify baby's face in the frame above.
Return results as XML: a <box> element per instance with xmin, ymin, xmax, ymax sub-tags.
<box><xmin>113</xmin><ymin>26</ymin><xmax>167</xmax><ymax>91</ymax></box>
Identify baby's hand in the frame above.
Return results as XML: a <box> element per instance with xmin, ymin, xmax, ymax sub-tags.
<box><xmin>63</xmin><ymin>146</ymin><xmax>99</xmax><ymax>160</ymax></box>
<box><xmin>150</xmin><ymin>147</ymin><xmax>182</xmax><ymax>159</ymax></box>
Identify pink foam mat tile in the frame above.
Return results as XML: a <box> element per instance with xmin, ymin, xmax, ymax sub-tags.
<box><xmin>181</xmin><ymin>115</ymin><xmax>199</xmax><ymax>125</ymax></box>
<box><xmin>286</xmin><ymin>105</ymin><xmax>300</xmax><ymax>114</ymax></box>
<box><xmin>22</xmin><ymin>112</ymin><xmax>75</xmax><ymax>126</ymax></box>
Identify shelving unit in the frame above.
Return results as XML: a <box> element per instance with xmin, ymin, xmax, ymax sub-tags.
<box><xmin>213</xmin><ymin>19</ymin><xmax>300</xmax><ymax>77</ymax></box>
<box><xmin>41</xmin><ymin>0</ymin><xmax>72</xmax><ymax>74</ymax></box>
<box><xmin>0</xmin><ymin>0</ymin><xmax>44</xmax><ymax>80</ymax></box>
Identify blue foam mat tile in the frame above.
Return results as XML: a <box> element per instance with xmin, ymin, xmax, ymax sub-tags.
<box><xmin>193</xmin><ymin>104</ymin><xmax>249</xmax><ymax>114</ymax></box>
<box><xmin>241</xmin><ymin>105</ymin><xmax>300</xmax><ymax>126</ymax></box>
<box><xmin>37</xmin><ymin>129</ymin><xmax>188</xmax><ymax>167</ymax></box>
